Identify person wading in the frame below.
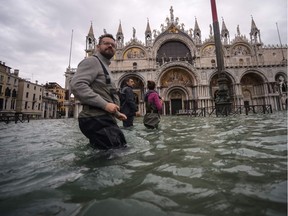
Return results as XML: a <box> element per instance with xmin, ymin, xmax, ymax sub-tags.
<box><xmin>120</xmin><ymin>78</ymin><xmax>138</xmax><ymax>128</ymax></box>
<box><xmin>143</xmin><ymin>80</ymin><xmax>163</xmax><ymax>129</ymax></box>
<box><xmin>70</xmin><ymin>33</ymin><xmax>127</xmax><ymax>150</ymax></box>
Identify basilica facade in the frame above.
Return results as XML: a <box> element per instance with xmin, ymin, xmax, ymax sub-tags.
<box><xmin>66</xmin><ymin>6</ymin><xmax>287</xmax><ymax>117</ymax></box>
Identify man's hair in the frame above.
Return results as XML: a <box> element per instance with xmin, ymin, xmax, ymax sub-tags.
<box><xmin>98</xmin><ymin>34</ymin><xmax>115</xmax><ymax>44</ymax></box>
<box><xmin>147</xmin><ymin>80</ymin><xmax>156</xmax><ymax>90</ymax></box>
<box><xmin>125</xmin><ymin>78</ymin><xmax>132</xmax><ymax>83</ymax></box>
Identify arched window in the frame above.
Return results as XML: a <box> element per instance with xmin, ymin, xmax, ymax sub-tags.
<box><xmin>156</xmin><ymin>41</ymin><xmax>193</xmax><ymax>65</ymax></box>
<box><xmin>12</xmin><ymin>89</ymin><xmax>17</xmax><ymax>97</ymax></box>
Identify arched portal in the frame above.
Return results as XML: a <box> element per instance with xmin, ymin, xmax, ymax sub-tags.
<box><xmin>209</xmin><ymin>72</ymin><xmax>234</xmax><ymax>107</ymax></box>
<box><xmin>240</xmin><ymin>72</ymin><xmax>265</xmax><ymax>106</ymax></box>
<box><xmin>167</xmin><ymin>88</ymin><xmax>187</xmax><ymax>115</ymax></box>
<box><xmin>159</xmin><ymin>67</ymin><xmax>195</xmax><ymax>115</ymax></box>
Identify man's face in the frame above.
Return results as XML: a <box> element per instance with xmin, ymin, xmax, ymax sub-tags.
<box><xmin>97</xmin><ymin>37</ymin><xmax>116</xmax><ymax>59</ymax></box>
<box><xmin>127</xmin><ymin>79</ymin><xmax>135</xmax><ymax>87</ymax></box>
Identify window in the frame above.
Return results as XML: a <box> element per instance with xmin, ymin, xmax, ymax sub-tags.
<box><xmin>12</xmin><ymin>89</ymin><xmax>17</xmax><ymax>97</ymax></box>
<box><xmin>156</xmin><ymin>41</ymin><xmax>193</xmax><ymax>65</ymax></box>
<box><xmin>239</xmin><ymin>59</ymin><xmax>244</xmax><ymax>66</ymax></box>
<box><xmin>211</xmin><ymin>59</ymin><xmax>216</xmax><ymax>67</ymax></box>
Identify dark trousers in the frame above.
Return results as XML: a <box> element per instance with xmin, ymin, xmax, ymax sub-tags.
<box><xmin>78</xmin><ymin>115</ymin><xmax>127</xmax><ymax>150</ymax></box>
<box><xmin>123</xmin><ymin>115</ymin><xmax>134</xmax><ymax>127</ymax></box>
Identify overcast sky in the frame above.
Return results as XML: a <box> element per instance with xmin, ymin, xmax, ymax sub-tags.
<box><xmin>0</xmin><ymin>0</ymin><xmax>287</xmax><ymax>87</ymax></box>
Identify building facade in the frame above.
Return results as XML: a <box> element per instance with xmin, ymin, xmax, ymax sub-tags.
<box><xmin>45</xmin><ymin>82</ymin><xmax>66</xmax><ymax>117</ymax></box>
<box><xmin>17</xmin><ymin>79</ymin><xmax>43</xmax><ymax>118</ymax></box>
<box><xmin>0</xmin><ymin>61</ymin><xmax>19</xmax><ymax>114</ymax></box>
<box><xmin>0</xmin><ymin>62</ymin><xmax>66</xmax><ymax>120</ymax></box>
<box><xmin>66</xmin><ymin>7</ymin><xmax>287</xmax><ymax>117</ymax></box>
<box><xmin>42</xmin><ymin>89</ymin><xmax>58</xmax><ymax>119</ymax></box>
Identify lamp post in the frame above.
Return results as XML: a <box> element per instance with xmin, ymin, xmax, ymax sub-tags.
<box><xmin>210</xmin><ymin>0</ymin><xmax>231</xmax><ymax>116</ymax></box>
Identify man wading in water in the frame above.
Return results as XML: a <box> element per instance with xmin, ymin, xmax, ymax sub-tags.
<box><xmin>71</xmin><ymin>33</ymin><xmax>127</xmax><ymax>150</ymax></box>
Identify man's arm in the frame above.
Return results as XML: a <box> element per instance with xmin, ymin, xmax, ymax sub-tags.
<box><xmin>70</xmin><ymin>57</ymin><xmax>108</xmax><ymax>110</ymax></box>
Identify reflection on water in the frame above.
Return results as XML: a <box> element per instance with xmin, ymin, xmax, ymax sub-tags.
<box><xmin>0</xmin><ymin>112</ymin><xmax>287</xmax><ymax>216</ymax></box>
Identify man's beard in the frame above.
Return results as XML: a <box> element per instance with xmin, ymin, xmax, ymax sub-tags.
<box><xmin>101</xmin><ymin>49</ymin><xmax>114</xmax><ymax>59</ymax></box>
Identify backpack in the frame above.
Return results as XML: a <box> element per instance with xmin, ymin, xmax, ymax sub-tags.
<box><xmin>118</xmin><ymin>86</ymin><xmax>128</xmax><ymax>108</ymax></box>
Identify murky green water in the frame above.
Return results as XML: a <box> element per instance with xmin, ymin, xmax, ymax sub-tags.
<box><xmin>0</xmin><ymin>112</ymin><xmax>287</xmax><ymax>216</ymax></box>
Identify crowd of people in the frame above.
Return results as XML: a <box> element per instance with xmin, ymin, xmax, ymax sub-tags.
<box><xmin>71</xmin><ymin>33</ymin><xmax>163</xmax><ymax>151</ymax></box>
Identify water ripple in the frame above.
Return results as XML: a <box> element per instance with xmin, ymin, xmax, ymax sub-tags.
<box><xmin>0</xmin><ymin>112</ymin><xmax>287</xmax><ymax>216</ymax></box>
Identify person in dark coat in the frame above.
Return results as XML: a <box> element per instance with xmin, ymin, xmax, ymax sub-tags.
<box><xmin>120</xmin><ymin>78</ymin><xmax>138</xmax><ymax>128</ymax></box>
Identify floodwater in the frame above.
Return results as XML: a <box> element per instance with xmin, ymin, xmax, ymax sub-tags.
<box><xmin>0</xmin><ymin>112</ymin><xmax>287</xmax><ymax>216</ymax></box>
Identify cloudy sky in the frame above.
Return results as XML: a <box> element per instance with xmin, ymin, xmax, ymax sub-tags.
<box><xmin>0</xmin><ymin>0</ymin><xmax>287</xmax><ymax>88</ymax></box>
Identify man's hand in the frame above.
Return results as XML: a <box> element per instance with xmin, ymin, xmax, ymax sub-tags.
<box><xmin>105</xmin><ymin>103</ymin><xmax>127</xmax><ymax>121</ymax></box>
<box><xmin>115</xmin><ymin>112</ymin><xmax>127</xmax><ymax>121</ymax></box>
<box><xmin>105</xmin><ymin>103</ymin><xmax>120</xmax><ymax>113</ymax></box>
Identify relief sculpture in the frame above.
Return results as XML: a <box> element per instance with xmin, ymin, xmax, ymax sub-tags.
<box><xmin>161</xmin><ymin>69</ymin><xmax>193</xmax><ymax>87</ymax></box>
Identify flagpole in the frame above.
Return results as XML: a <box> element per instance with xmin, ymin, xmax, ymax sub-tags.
<box><xmin>210</xmin><ymin>0</ymin><xmax>231</xmax><ymax>116</ymax></box>
<box><xmin>276</xmin><ymin>22</ymin><xmax>285</xmax><ymax>61</ymax></box>
<box><xmin>68</xmin><ymin>29</ymin><xmax>74</xmax><ymax>69</ymax></box>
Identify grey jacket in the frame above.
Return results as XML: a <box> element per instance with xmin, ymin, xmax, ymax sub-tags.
<box><xmin>70</xmin><ymin>52</ymin><xmax>120</xmax><ymax>118</ymax></box>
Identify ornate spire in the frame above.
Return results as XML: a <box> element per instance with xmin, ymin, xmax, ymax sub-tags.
<box><xmin>221</xmin><ymin>17</ymin><xmax>230</xmax><ymax>44</ymax></box>
<box><xmin>145</xmin><ymin>18</ymin><xmax>152</xmax><ymax>46</ymax></box>
<box><xmin>88</xmin><ymin>21</ymin><xmax>94</xmax><ymax>37</ymax></box>
<box><xmin>145</xmin><ymin>18</ymin><xmax>151</xmax><ymax>34</ymax></box>
<box><xmin>85</xmin><ymin>22</ymin><xmax>96</xmax><ymax>57</ymax></box>
<box><xmin>193</xmin><ymin>17</ymin><xmax>201</xmax><ymax>44</ymax></box>
<box><xmin>194</xmin><ymin>17</ymin><xmax>200</xmax><ymax>31</ymax></box>
<box><xmin>250</xmin><ymin>15</ymin><xmax>258</xmax><ymax>32</ymax></box>
<box><xmin>117</xmin><ymin>20</ymin><xmax>123</xmax><ymax>35</ymax></box>
<box><xmin>116</xmin><ymin>20</ymin><xmax>124</xmax><ymax>48</ymax></box>
<box><xmin>250</xmin><ymin>15</ymin><xmax>262</xmax><ymax>44</ymax></box>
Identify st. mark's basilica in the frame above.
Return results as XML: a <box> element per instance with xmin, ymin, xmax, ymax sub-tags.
<box><xmin>65</xmin><ymin>6</ymin><xmax>287</xmax><ymax>117</ymax></box>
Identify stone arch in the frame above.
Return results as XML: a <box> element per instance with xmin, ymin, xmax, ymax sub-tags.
<box><xmin>153</xmin><ymin>34</ymin><xmax>195</xmax><ymax>60</ymax></box>
<box><xmin>240</xmin><ymin>71</ymin><xmax>266</xmax><ymax>106</ymax></box>
<box><xmin>230</xmin><ymin>43</ymin><xmax>252</xmax><ymax>56</ymax></box>
<box><xmin>240</xmin><ymin>70</ymin><xmax>267</xmax><ymax>83</ymax></box>
<box><xmin>209</xmin><ymin>71</ymin><xmax>235</xmax><ymax>100</ymax></box>
<box><xmin>200</xmin><ymin>43</ymin><xmax>215</xmax><ymax>57</ymax></box>
<box><xmin>275</xmin><ymin>71</ymin><xmax>287</xmax><ymax>81</ymax></box>
<box><xmin>158</xmin><ymin>66</ymin><xmax>197</xmax><ymax>115</ymax></box>
<box><xmin>122</xmin><ymin>45</ymin><xmax>147</xmax><ymax>60</ymax></box>
<box><xmin>155</xmin><ymin>40</ymin><xmax>193</xmax><ymax>66</ymax></box>
<box><xmin>158</xmin><ymin>65</ymin><xmax>197</xmax><ymax>88</ymax></box>
<box><xmin>164</xmin><ymin>86</ymin><xmax>190</xmax><ymax>115</ymax></box>
<box><xmin>158</xmin><ymin>61</ymin><xmax>199</xmax><ymax>83</ymax></box>
<box><xmin>275</xmin><ymin>72</ymin><xmax>287</xmax><ymax>94</ymax></box>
